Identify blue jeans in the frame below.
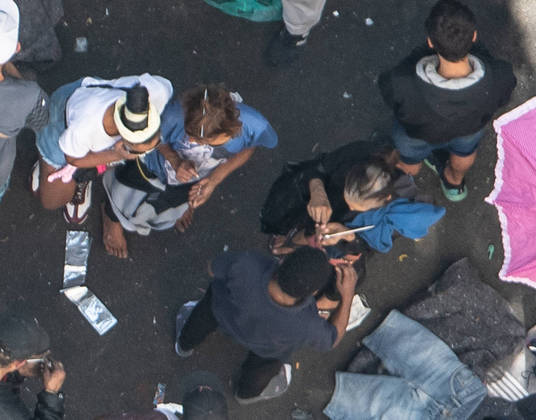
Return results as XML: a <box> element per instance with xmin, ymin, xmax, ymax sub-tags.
<box><xmin>392</xmin><ymin>121</ymin><xmax>485</xmax><ymax>165</ymax></box>
<box><xmin>324</xmin><ymin>310</ymin><xmax>486</xmax><ymax>420</ymax></box>
<box><xmin>35</xmin><ymin>79</ymin><xmax>83</xmax><ymax>169</ymax></box>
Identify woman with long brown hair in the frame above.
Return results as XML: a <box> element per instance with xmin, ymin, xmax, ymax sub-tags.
<box><xmin>102</xmin><ymin>84</ymin><xmax>278</xmax><ymax>258</ymax></box>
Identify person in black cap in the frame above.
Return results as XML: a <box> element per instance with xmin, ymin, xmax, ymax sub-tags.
<box><xmin>179</xmin><ymin>371</ymin><xmax>228</xmax><ymax>420</ymax></box>
<box><xmin>0</xmin><ymin>312</ymin><xmax>66</xmax><ymax>420</ymax></box>
<box><xmin>175</xmin><ymin>246</ymin><xmax>357</xmax><ymax>405</ymax></box>
<box><xmin>95</xmin><ymin>371</ymin><xmax>228</xmax><ymax>420</ymax></box>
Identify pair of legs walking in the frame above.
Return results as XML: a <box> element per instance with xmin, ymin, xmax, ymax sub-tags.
<box><xmin>177</xmin><ymin>287</ymin><xmax>284</xmax><ymax>400</ymax></box>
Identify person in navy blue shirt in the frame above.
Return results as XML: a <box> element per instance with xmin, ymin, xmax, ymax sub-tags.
<box><xmin>101</xmin><ymin>85</ymin><xmax>278</xmax><ymax>258</ymax></box>
<box><xmin>174</xmin><ymin>247</ymin><xmax>358</xmax><ymax>405</ymax></box>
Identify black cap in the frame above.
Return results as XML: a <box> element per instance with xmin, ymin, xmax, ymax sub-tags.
<box><xmin>0</xmin><ymin>313</ymin><xmax>49</xmax><ymax>360</ymax></box>
<box><xmin>181</xmin><ymin>371</ymin><xmax>228</xmax><ymax>420</ymax></box>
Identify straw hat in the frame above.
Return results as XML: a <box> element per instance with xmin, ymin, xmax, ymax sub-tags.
<box><xmin>113</xmin><ymin>94</ymin><xmax>161</xmax><ymax>144</ymax></box>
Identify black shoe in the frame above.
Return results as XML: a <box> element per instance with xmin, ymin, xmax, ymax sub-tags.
<box><xmin>266</xmin><ymin>26</ymin><xmax>307</xmax><ymax>66</ymax></box>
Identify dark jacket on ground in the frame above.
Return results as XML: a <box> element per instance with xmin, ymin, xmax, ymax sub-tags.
<box><xmin>0</xmin><ymin>372</ymin><xmax>64</xmax><ymax>420</ymax></box>
<box><xmin>378</xmin><ymin>44</ymin><xmax>516</xmax><ymax>144</ymax></box>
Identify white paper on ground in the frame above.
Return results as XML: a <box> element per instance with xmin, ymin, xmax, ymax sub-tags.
<box><xmin>156</xmin><ymin>403</ymin><xmax>184</xmax><ymax>418</ymax></box>
<box><xmin>346</xmin><ymin>294</ymin><xmax>371</xmax><ymax>331</ymax></box>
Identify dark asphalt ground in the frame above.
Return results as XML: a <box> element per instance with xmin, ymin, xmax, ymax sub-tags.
<box><xmin>2</xmin><ymin>0</ymin><xmax>536</xmax><ymax>418</ymax></box>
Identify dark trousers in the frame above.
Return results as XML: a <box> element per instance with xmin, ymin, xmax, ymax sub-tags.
<box><xmin>179</xmin><ymin>287</ymin><xmax>283</xmax><ymax>399</ymax></box>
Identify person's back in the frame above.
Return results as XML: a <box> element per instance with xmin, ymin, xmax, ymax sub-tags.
<box><xmin>378</xmin><ymin>0</ymin><xmax>516</xmax><ymax>202</ymax></box>
<box><xmin>210</xmin><ymin>250</ymin><xmax>337</xmax><ymax>360</ymax></box>
<box><xmin>0</xmin><ymin>77</ymin><xmax>45</xmax><ymax>135</ymax></box>
<box><xmin>379</xmin><ymin>43</ymin><xmax>515</xmax><ymax>145</ymax></box>
<box><xmin>0</xmin><ymin>0</ymin><xmax>49</xmax><ymax>203</ymax></box>
<box><xmin>379</xmin><ymin>0</ymin><xmax>515</xmax><ymax>144</ymax></box>
<box><xmin>175</xmin><ymin>246</ymin><xmax>357</xmax><ymax>404</ymax></box>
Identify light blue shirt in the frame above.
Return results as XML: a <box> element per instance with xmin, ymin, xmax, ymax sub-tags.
<box><xmin>144</xmin><ymin>99</ymin><xmax>278</xmax><ymax>183</ymax></box>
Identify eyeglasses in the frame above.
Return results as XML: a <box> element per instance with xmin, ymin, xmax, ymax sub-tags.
<box><xmin>123</xmin><ymin>138</ymin><xmax>161</xmax><ymax>156</ymax></box>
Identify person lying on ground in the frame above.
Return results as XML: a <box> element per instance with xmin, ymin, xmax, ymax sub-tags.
<box><xmin>0</xmin><ymin>312</ymin><xmax>66</xmax><ymax>420</ymax></box>
<box><xmin>174</xmin><ymin>247</ymin><xmax>357</xmax><ymax>405</ymax></box>
<box><xmin>101</xmin><ymin>84</ymin><xmax>278</xmax><ymax>258</ymax></box>
<box><xmin>0</xmin><ymin>0</ymin><xmax>49</xmax><ymax>204</ymax></box>
<box><xmin>32</xmin><ymin>74</ymin><xmax>173</xmax><ymax>224</ymax></box>
<box><xmin>379</xmin><ymin>0</ymin><xmax>515</xmax><ymax>202</ymax></box>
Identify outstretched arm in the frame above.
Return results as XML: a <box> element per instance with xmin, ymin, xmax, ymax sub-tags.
<box><xmin>64</xmin><ymin>141</ymin><xmax>138</xmax><ymax>168</ymax></box>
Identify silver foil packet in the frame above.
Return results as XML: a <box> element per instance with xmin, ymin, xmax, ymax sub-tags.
<box><xmin>63</xmin><ymin>286</ymin><xmax>117</xmax><ymax>335</ymax></box>
<box><xmin>63</xmin><ymin>231</ymin><xmax>91</xmax><ymax>288</ymax></box>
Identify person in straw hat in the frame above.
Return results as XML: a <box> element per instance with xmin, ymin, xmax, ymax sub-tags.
<box><xmin>101</xmin><ymin>84</ymin><xmax>278</xmax><ymax>258</ymax></box>
<box><xmin>31</xmin><ymin>73</ymin><xmax>173</xmax><ymax>225</ymax></box>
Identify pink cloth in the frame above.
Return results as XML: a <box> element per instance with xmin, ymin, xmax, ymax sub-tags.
<box><xmin>47</xmin><ymin>164</ymin><xmax>77</xmax><ymax>183</ymax></box>
<box><xmin>47</xmin><ymin>164</ymin><xmax>108</xmax><ymax>183</ymax></box>
<box><xmin>486</xmin><ymin>97</ymin><xmax>536</xmax><ymax>287</ymax></box>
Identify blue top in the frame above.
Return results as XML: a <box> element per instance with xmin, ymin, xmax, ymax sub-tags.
<box><xmin>143</xmin><ymin>100</ymin><xmax>278</xmax><ymax>182</ymax></box>
<box><xmin>347</xmin><ymin>198</ymin><xmax>446</xmax><ymax>253</ymax></box>
<box><xmin>210</xmin><ymin>251</ymin><xmax>337</xmax><ymax>361</ymax></box>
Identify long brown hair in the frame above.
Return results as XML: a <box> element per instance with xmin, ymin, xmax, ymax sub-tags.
<box><xmin>182</xmin><ymin>84</ymin><xmax>242</xmax><ymax>143</ymax></box>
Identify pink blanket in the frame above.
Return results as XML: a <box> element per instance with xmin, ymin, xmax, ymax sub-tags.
<box><xmin>486</xmin><ymin>98</ymin><xmax>536</xmax><ymax>287</ymax></box>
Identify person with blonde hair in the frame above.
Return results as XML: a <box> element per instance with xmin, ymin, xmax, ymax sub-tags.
<box><xmin>261</xmin><ymin>139</ymin><xmax>445</xmax><ymax>309</ymax></box>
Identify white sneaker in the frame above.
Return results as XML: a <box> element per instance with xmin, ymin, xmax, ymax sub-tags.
<box><xmin>63</xmin><ymin>180</ymin><xmax>92</xmax><ymax>224</ymax></box>
<box><xmin>30</xmin><ymin>161</ymin><xmax>40</xmax><ymax>195</ymax></box>
<box><xmin>234</xmin><ymin>363</ymin><xmax>292</xmax><ymax>405</ymax></box>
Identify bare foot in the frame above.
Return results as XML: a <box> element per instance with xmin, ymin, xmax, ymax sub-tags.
<box><xmin>101</xmin><ymin>203</ymin><xmax>128</xmax><ymax>259</ymax></box>
<box><xmin>175</xmin><ymin>206</ymin><xmax>194</xmax><ymax>233</ymax></box>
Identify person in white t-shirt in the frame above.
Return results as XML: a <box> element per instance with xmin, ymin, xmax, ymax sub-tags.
<box><xmin>33</xmin><ymin>74</ymin><xmax>173</xmax><ymax>224</ymax></box>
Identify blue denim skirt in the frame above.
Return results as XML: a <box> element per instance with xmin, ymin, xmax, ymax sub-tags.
<box><xmin>35</xmin><ymin>79</ymin><xmax>83</xmax><ymax>169</ymax></box>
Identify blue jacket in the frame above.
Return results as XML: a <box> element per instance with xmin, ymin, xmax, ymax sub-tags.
<box><xmin>347</xmin><ymin>198</ymin><xmax>445</xmax><ymax>253</ymax></box>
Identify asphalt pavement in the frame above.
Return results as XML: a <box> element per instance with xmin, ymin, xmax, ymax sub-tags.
<box><xmin>2</xmin><ymin>1</ymin><xmax>536</xmax><ymax>419</ymax></box>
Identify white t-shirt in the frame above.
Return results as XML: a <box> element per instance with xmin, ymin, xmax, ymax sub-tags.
<box><xmin>58</xmin><ymin>73</ymin><xmax>173</xmax><ymax>158</ymax></box>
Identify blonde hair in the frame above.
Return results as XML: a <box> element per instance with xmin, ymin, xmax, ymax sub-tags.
<box><xmin>344</xmin><ymin>162</ymin><xmax>394</xmax><ymax>205</ymax></box>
